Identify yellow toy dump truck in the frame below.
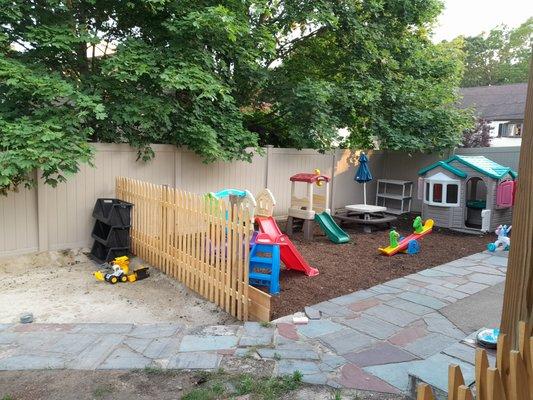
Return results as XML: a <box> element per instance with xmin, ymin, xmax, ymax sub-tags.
<box><xmin>93</xmin><ymin>256</ymin><xmax>149</xmax><ymax>284</ymax></box>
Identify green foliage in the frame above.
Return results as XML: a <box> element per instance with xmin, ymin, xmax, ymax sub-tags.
<box><xmin>1</xmin><ymin>0</ymin><xmax>472</xmax><ymax>192</ymax></box>
<box><xmin>461</xmin><ymin>119</ymin><xmax>492</xmax><ymax>148</ymax></box>
<box><xmin>460</xmin><ymin>18</ymin><xmax>533</xmax><ymax>87</ymax></box>
<box><xmin>250</xmin><ymin>0</ymin><xmax>473</xmax><ymax>153</ymax></box>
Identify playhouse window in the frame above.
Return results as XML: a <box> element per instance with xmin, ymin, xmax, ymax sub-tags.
<box><xmin>424</xmin><ymin>177</ymin><xmax>460</xmax><ymax>207</ymax></box>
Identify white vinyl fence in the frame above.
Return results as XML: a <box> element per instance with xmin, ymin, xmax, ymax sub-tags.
<box><xmin>0</xmin><ymin>143</ymin><xmax>520</xmax><ymax>257</ymax></box>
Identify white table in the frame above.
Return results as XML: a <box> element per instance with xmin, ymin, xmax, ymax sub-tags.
<box><xmin>345</xmin><ymin>204</ymin><xmax>387</xmax><ymax>216</ymax></box>
<box><xmin>338</xmin><ymin>204</ymin><xmax>393</xmax><ymax>233</ymax></box>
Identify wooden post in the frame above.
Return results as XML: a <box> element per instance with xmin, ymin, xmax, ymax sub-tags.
<box><xmin>500</xmin><ymin>57</ymin><xmax>533</xmax><ymax>347</ymax></box>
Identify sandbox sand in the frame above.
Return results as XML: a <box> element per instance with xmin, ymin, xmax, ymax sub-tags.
<box><xmin>0</xmin><ymin>250</ymin><xmax>235</xmax><ymax>327</ymax></box>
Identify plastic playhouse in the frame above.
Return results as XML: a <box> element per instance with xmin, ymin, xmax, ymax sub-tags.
<box><xmin>378</xmin><ymin>216</ymin><xmax>434</xmax><ymax>256</ymax></box>
<box><xmin>286</xmin><ymin>171</ymin><xmax>350</xmax><ymax>244</ymax></box>
<box><xmin>418</xmin><ymin>155</ymin><xmax>517</xmax><ymax>232</ymax></box>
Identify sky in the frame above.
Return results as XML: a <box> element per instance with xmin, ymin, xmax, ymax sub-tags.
<box><xmin>432</xmin><ymin>0</ymin><xmax>533</xmax><ymax>42</ymax></box>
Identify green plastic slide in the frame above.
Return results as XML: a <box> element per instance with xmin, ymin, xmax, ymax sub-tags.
<box><xmin>315</xmin><ymin>212</ymin><xmax>350</xmax><ymax>244</ymax></box>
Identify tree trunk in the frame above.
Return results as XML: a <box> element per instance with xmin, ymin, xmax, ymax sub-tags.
<box><xmin>500</xmin><ymin>57</ymin><xmax>533</xmax><ymax>347</ymax></box>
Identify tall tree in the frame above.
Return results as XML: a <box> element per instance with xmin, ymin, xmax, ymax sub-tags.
<box><xmin>1</xmin><ymin>0</ymin><xmax>472</xmax><ymax>194</ymax></box>
<box><xmin>460</xmin><ymin>18</ymin><xmax>533</xmax><ymax>87</ymax></box>
<box><xmin>246</xmin><ymin>1</ymin><xmax>473</xmax><ymax>152</ymax></box>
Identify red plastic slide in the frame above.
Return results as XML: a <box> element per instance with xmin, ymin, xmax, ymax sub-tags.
<box><xmin>255</xmin><ymin>216</ymin><xmax>319</xmax><ymax>276</ymax></box>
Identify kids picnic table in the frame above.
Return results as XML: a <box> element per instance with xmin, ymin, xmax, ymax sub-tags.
<box><xmin>334</xmin><ymin>204</ymin><xmax>397</xmax><ymax>233</ymax></box>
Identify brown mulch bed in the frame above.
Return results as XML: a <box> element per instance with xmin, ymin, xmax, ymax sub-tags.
<box><xmin>269</xmin><ymin>213</ymin><xmax>489</xmax><ymax>319</ymax></box>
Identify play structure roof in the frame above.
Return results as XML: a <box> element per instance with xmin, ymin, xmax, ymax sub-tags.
<box><xmin>418</xmin><ymin>155</ymin><xmax>517</xmax><ymax>180</ymax></box>
<box><xmin>290</xmin><ymin>173</ymin><xmax>331</xmax><ymax>183</ymax></box>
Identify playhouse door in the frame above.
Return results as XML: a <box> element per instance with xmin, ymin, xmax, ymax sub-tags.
<box><xmin>464</xmin><ymin>177</ymin><xmax>487</xmax><ymax>229</ymax></box>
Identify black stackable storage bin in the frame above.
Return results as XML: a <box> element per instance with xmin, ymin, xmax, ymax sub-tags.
<box><xmin>92</xmin><ymin>220</ymin><xmax>130</xmax><ymax>248</ymax></box>
<box><xmin>89</xmin><ymin>198</ymin><xmax>133</xmax><ymax>263</ymax></box>
<box><xmin>92</xmin><ymin>199</ymin><xmax>133</xmax><ymax>227</ymax></box>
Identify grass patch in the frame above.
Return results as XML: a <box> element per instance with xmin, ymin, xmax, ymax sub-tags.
<box><xmin>92</xmin><ymin>384</ymin><xmax>113</xmax><ymax>398</ymax></box>
<box><xmin>182</xmin><ymin>370</ymin><xmax>302</xmax><ymax>400</ymax></box>
<box><xmin>260</xmin><ymin>321</ymin><xmax>273</xmax><ymax>328</ymax></box>
<box><xmin>2</xmin><ymin>396</ymin><xmax>14</xmax><ymax>400</ymax></box>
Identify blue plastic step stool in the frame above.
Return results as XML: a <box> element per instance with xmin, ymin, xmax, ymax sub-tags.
<box><xmin>249</xmin><ymin>242</ymin><xmax>281</xmax><ymax>295</ymax></box>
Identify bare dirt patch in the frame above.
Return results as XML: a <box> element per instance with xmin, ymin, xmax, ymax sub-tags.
<box><xmin>0</xmin><ymin>369</ymin><xmax>405</xmax><ymax>400</ymax></box>
<box><xmin>271</xmin><ymin>214</ymin><xmax>488</xmax><ymax>319</ymax></box>
<box><xmin>0</xmin><ymin>250</ymin><xmax>234</xmax><ymax>327</ymax></box>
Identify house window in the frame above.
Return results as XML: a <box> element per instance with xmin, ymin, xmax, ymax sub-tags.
<box><xmin>423</xmin><ymin>173</ymin><xmax>461</xmax><ymax>207</ymax></box>
<box><xmin>446</xmin><ymin>184</ymin><xmax>459</xmax><ymax>204</ymax></box>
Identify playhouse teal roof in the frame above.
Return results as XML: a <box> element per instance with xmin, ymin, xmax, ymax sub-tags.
<box><xmin>418</xmin><ymin>155</ymin><xmax>517</xmax><ymax>180</ymax></box>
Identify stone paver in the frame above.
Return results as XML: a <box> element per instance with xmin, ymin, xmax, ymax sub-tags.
<box><xmin>344</xmin><ymin>342</ymin><xmax>418</xmax><ymax>367</ymax></box>
<box><xmin>423</xmin><ymin>313</ymin><xmax>466</xmax><ymax>340</ymax></box>
<box><xmin>168</xmin><ymin>352</ymin><xmax>221</xmax><ymax>369</ymax></box>
<box><xmin>99</xmin><ymin>346</ymin><xmax>152</xmax><ymax>369</ymax></box>
<box><xmin>296</xmin><ymin>319</ymin><xmax>344</xmax><ymax>339</ymax></box>
<box><xmin>338</xmin><ymin>363</ymin><xmax>400</xmax><ymax>393</ymax></box>
<box><xmin>364</xmin><ymin>360</ymin><xmax>426</xmax><ymax>392</ymax></box>
<box><xmin>404</xmin><ymin>333</ymin><xmax>458</xmax><ymax>358</ymax></box>
<box><xmin>339</xmin><ymin>315</ymin><xmax>402</xmax><ymax>340</ymax></box>
<box><xmin>257</xmin><ymin>345</ymin><xmax>319</xmax><ymax>360</ymax></box>
<box><xmin>179</xmin><ymin>335</ymin><xmax>238</xmax><ymax>352</ymax></box>
<box><xmin>364</xmin><ymin>304</ymin><xmax>419</xmax><ymax>327</ymax></box>
<box><xmin>398</xmin><ymin>292</ymin><xmax>448</xmax><ymax>310</ymax></box>
<box><xmin>307</xmin><ymin>301</ymin><xmax>353</xmax><ymax>317</ymax></box>
<box><xmin>385</xmin><ymin>298</ymin><xmax>434</xmax><ymax>316</ymax></box>
<box><xmin>388</xmin><ymin>322</ymin><xmax>428</xmax><ymax>347</ymax></box>
<box><xmin>329</xmin><ymin>290</ymin><xmax>375</xmax><ymax>306</ymax></box>
<box><xmin>319</xmin><ymin>329</ymin><xmax>375</xmax><ymax>355</ymax></box>
<box><xmin>455</xmin><ymin>281</ymin><xmax>489</xmax><ymax>294</ymax></box>
<box><xmin>468</xmin><ymin>273</ymin><xmax>506</xmax><ymax>286</ymax></box>
<box><xmin>239</xmin><ymin>322</ymin><xmax>274</xmax><ymax>346</ymax></box>
<box><xmin>0</xmin><ymin>251</ymin><xmax>507</xmax><ymax>397</ymax></box>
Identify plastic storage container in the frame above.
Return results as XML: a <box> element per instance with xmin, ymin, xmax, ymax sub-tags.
<box><xmin>92</xmin><ymin>220</ymin><xmax>130</xmax><ymax>248</ymax></box>
<box><xmin>90</xmin><ymin>241</ymin><xmax>129</xmax><ymax>263</ymax></box>
<box><xmin>92</xmin><ymin>199</ymin><xmax>133</xmax><ymax>227</ymax></box>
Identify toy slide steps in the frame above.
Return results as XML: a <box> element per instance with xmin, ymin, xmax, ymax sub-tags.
<box><xmin>379</xmin><ymin>219</ymin><xmax>434</xmax><ymax>256</ymax></box>
<box><xmin>314</xmin><ymin>212</ymin><xmax>350</xmax><ymax>244</ymax></box>
<box><xmin>255</xmin><ymin>216</ymin><xmax>319</xmax><ymax>276</ymax></box>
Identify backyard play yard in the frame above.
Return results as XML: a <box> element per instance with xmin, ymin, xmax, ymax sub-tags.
<box><xmin>263</xmin><ymin>214</ymin><xmax>488</xmax><ymax>319</ymax></box>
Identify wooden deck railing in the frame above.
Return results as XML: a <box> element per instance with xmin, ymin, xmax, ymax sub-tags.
<box><xmin>116</xmin><ymin>177</ymin><xmax>271</xmax><ymax>322</ymax></box>
<box><xmin>418</xmin><ymin>322</ymin><xmax>533</xmax><ymax>400</ymax></box>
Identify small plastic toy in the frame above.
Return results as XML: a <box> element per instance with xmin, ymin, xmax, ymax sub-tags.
<box><xmin>379</xmin><ymin>218</ymin><xmax>434</xmax><ymax>256</ymax></box>
<box><xmin>476</xmin><ymin>328</ymin><xmax>499</xmax><ymax>349</ymax></box>
<box><xmin>389</xmin><ymin>229</ymin><xmax>400</xmax><ymax>248</ymax></box>
<box><xmin>93</xmin><ymin>256</ymin><xmax>149</xmax><ymax>284</ymax></box>
<box><xmin>406</xmin><ymin>239</ymin><xmax>420</xmax><ymax>255</ymax></box>
<box><xmin>413</xmin><ymin>216</ymin><xmax>424</xmax><ymax>234</ymax></box>
<box><xmin>487</xmin><ymin>225</ymin><xmax>511</xmax><ymax>252</ymax></box>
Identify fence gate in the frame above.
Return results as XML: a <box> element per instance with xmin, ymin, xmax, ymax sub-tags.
<box><xmin>116</xmin><ymin>177</ymin><xmax>271</xmax><ymax>321</ymax></box>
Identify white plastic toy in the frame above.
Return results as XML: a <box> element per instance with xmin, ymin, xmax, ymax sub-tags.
<box><xmin>487</xmin><ymin>225</ymin><xmax>511</xmax><ymax>252</ymax></box>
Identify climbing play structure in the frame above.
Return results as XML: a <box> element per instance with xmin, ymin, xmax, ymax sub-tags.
<box><xmin>286</xmin><ymin>171</ymin><xmax>350</xmax><ymax>244</ymax></box>
<box><xmin>378</xmin><ymin>216</ymin><xmax>434</xmax><ymax>256</ymax></box>
<box><xmin>254</xmin><ymin>188</ymin><xmax>319</xmax><ymax>277</ymax></box>
<box><xmin>211</xmin><ymin>187</ymin><xmax>317</xmax><ymax>294</ymax></box>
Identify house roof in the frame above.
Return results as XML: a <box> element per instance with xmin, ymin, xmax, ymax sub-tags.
<box><xmin>418</xmin><ymin>155</ymin><xmax>517</xmax><ymax>180</ymax></box>
<box><xmin>458</xmin><ymin>83</ymin><xmax>527</xmax><ymax>121</ymax></box>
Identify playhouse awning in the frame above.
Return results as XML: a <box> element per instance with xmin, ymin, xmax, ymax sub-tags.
<box><xmin>290</xmin><ymin>173</ymin><xmax>331</xmax><ymax>183</ymax></box>
<box><xmin>418</xmin><ymin>155</ymin><xmax>518</xmax><ymax>180</ymax></box>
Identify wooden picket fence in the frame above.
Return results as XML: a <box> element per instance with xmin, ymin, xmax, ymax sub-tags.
<box><xmin>418</xmin><ymin>321</ymin><xmax>533</xmax><ymax>400</ymax></box>
<box><xmin>116</xmin><ymin>177</ymin><xmax>271</xmax><ymax>322</ymax></box>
